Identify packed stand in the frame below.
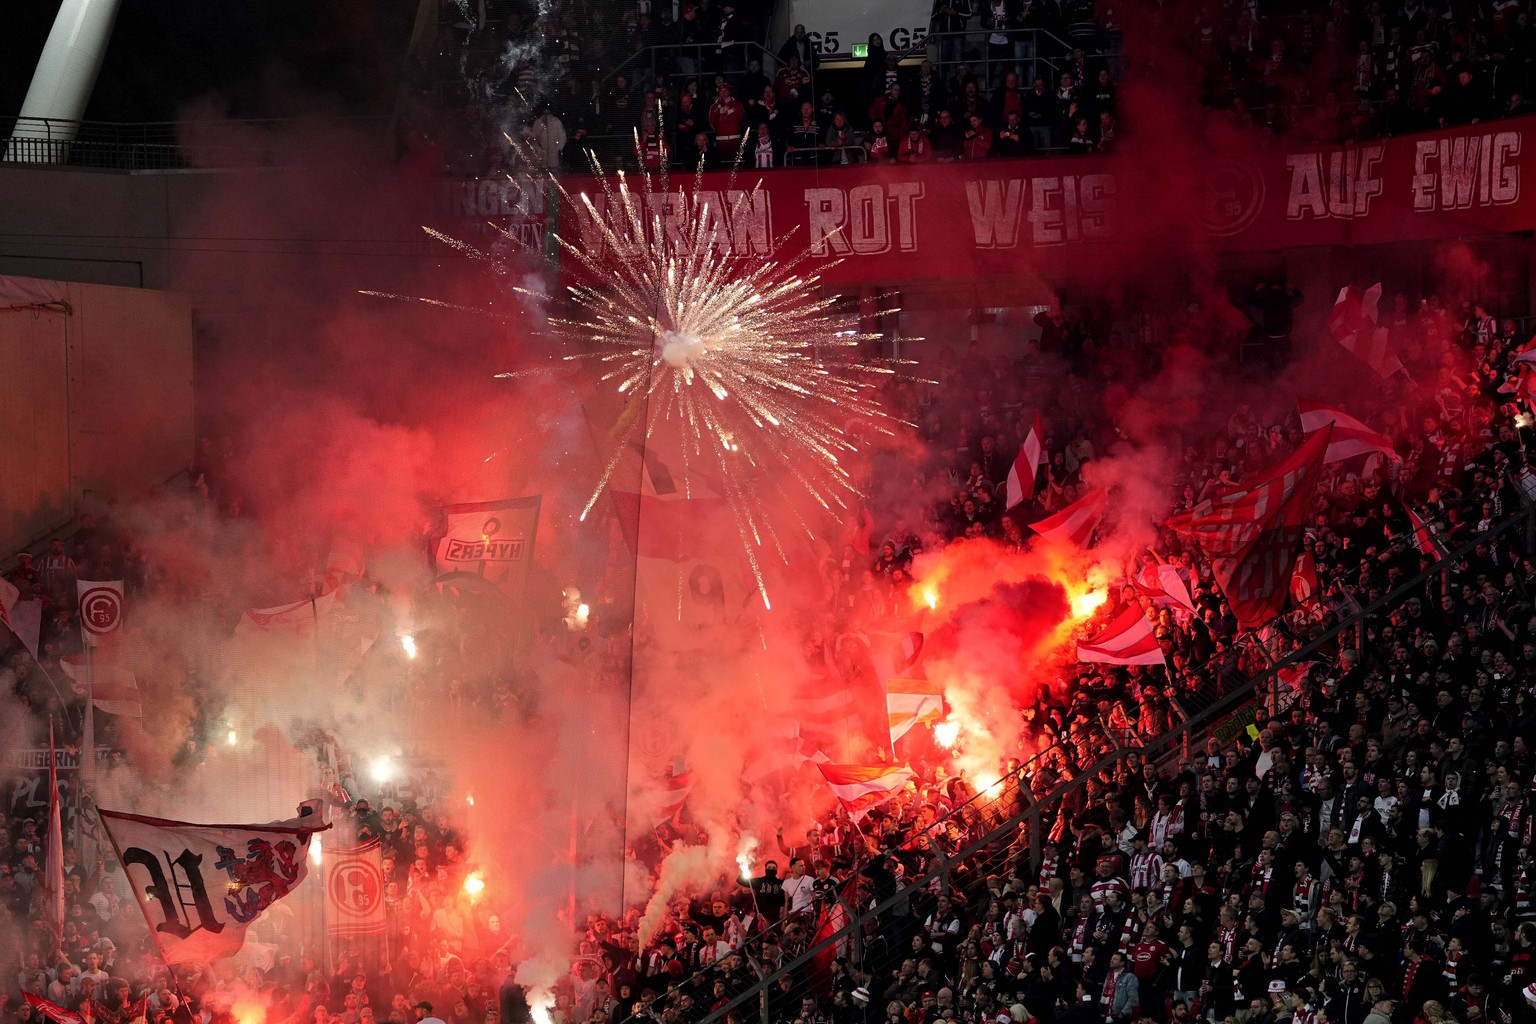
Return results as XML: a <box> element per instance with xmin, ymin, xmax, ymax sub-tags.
<box><xmin>5</xmin><ymin>289</ymin><xmax>1536</xmax><ymax>1024</ymax></box>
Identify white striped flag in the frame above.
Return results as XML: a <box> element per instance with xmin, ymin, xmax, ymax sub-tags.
<box><xmin>0</xmin><ymin>576</ymin><xmax>16</xmax><ymax>635</ymax></box>
<box><xmin>1029</xmin><ymin>488</ymin><xmax>1107</xmax><ymax>547</ymax></box>
<box><xmin>656</xmin><ymin>758</ymin><xmax>692</xmax><ymax>824</ymax></box>
<box><xmin>1407</xmin><ymin>507</ymin><xmax>1443</xmax><ymax>562</ymax></box>
<box><xmin>60</xmin><ymin>655</ymin><xmax>142</xmax><ymax>717</ymax></box>
<box><xmin>816</xmin><ymin>762</ymin><xmax>915</xmax><ymax>820</ymax></box>
<box><xmin>1076</xmin><ymin>605</ymin><xmax>1164</xmax><ymax>666</ymax></box>
<box><xmin>1327</xmin><ymin>284</ymin><xmax>1404</xmax><ymax>378</ymax></box>
<box><xmin>44</xmin><ymin>724</ymin><xmax>64</xmax><ymax>947</ymax></box>
<box><xmin>1006</xmin><ymin>416</ymin><xmax>1045</xmax><ymax>508</ymax></box>
<box><xmin>1290</xmin><ymin>550</ymin><xmax>1319</xmax><ymax>604</ymax></box>
<box><xmin>886</xmin><ymin>678</ymin><xmax>944</xmax><ymax>744</ymax></box>
<box><xmin>1130</xmin><ymin>563</ymin><xmax>1198</xmax><ymax>615</ymax></box>
<box><xmin>1166</xmin><ymin>428</ymin><xmax>1331</xmax><ymax>630</ymax></box>
<box><xmin>1297</xmin><ymin>399</ymin><xmax>1398</xmax><ymax>464</ymax></box>
<box><xmin>0</xmin><ymin>576</ymin><xmax>41</xmax><ymax>658</ymax></box>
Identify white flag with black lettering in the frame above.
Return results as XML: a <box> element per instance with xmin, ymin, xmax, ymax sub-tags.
<box><xmin>98</xmin><ymin>804</ymin><xmax>329</xmax><ymax>963</ymax></box>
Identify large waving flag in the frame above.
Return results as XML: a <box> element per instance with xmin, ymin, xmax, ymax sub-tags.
<box><xmin>1327</xmin><ymin>284</ymin><xmax>1403</xmax><ymax>378</ymax></box>
<box><xmin>886</xmin><ymin>678</ymin><xmax>944</xmax><ymax>744</ymax></box>
<box><xmin>0</xmin><ymin>576</ymin><xmax>41</xmax><ymax>658</ymax></box>
<box><xmin>1006</xmin><ymin>416</ymin><xmax>1045</xmax><ymax>508</ymax></box>
<box><xmin>99</xmin><ymin>803</ymin><xmax>330</xmax><ymax>964</ymax></box>
<box><xmin>1130</xmin><ymin>563</ymin><xmax>1197</xmax><ymax>615</ymax></box>
<box><xmin>325</xmin><ymin>836</ymin><xmax>386</xmax><ymax>937</ymax></box>
<box><xmin>1297</xmin><ymin>399</ymin><xmax>1397</xmax><ymax>464</ymax></box>
<box><xmin>1077</xmin><ymin>605</ymin><xmax>1164</xmax><ymax>665</ymax></box>
<box><xmin>1406</xmin><ymin>507</ymin><xmax>1444</xmax><ymax>562</ymax></box>
<box><xmin>1166</xmin><ymin>429</ymin><xmax>1330</xmax><ymax>630</ymax></box>
<box><xmin>1029</xmin><ymin>488</ymin><xmax>1108</xmax><ymax>547</ymax></box>
<box><xmin>817</xmin><ymin>762</ymin><xmax>914</xmax><ymax>820</ymax></box>
<box><xmin>60</xmin><ymin>655</ymin><xmax>142</xmax><ymax>717</ymax></box>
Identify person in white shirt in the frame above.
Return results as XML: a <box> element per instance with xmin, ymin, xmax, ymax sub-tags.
<box><xmin>781</xmin><ymin>858</ymin><xmax>815</xmax><ymax>920</ymax></box>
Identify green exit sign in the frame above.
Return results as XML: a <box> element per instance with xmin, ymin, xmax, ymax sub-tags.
<box><xmin>851</xmin><ymin>43</ymin><xmax>868</xmax><ymax>58</ymax></box>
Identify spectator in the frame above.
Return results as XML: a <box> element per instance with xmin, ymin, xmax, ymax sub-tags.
<box><xmin>931</xmin><ymin>0</ymin><xmax>975</xmax><ymax>66</ymax></box>
<box><xmin>708</xmin><ymin>81</ymin><xmax>745</xmax><ymax>162</ymax></box>
<box><xmin>929</xmin><ymin>108</ymin><xmax>963</xmax><ymax>160</ymax></box>
<box><xmin>824</xmin><ymin>112</ymin><xmax>859</xmax><ymax>164</ymax></box>
<box><xmin>961</xmin><ymin>112</ymin><xmax>992</xmax><ymax>159</ymax></box>
<box><xmin>526</xmin><ymin>104</ymin><xmax>568</xmax><ymax>171</ymax></box>
<box><xmin>1022</xmin><ymin>75</ymin><xmax>1059</xmax><ymax>149</ymax></box>
<box><xmin>897</xmin><ymin>126</ymin><xmax>933</xmax><ymax>163</ymax></box>
<box><xmin>774</xmin><ymin>56</ymin><xmax>811</xmax><ymax>109</ymax></box>
<box><xmin>749</xmin><ymin>123</ymin><xmax>777</xmax><ymax>168</ymax></box>
<box><xmin>863</xmin><ymin>120</ymin><xmax>892</xmax><ymax>162</ymax></box>
<box><xmin>862</xmin><ymin>34</ymin><xmax>890</xmax><ymax>104</ymax></box>
<box><xmin>1067</xmin><ymin>116</ymin><xmax>1095</xmax><ymax>153</ymax></box>
<box><xmin>777</xmin><ymin>24</ymin><xmax>818</xmax><ymax>71</ymax></box>
<box><xmin>869</xmin><ymin>84</ymin><xmax>910</xmax><ymax>143</ymax></box>
<box><xmin>993</xmin><ymin>111</ymin><xmax>1027</xmax><ymax>157</ymax></box>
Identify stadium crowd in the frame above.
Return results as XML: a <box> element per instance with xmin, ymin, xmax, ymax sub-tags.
<box><xmin>406</xmin><ymin>0</ymin><xmax>1536</xmax><ymax>174</ymax></box>
<box><xmin>5</xmin><ymin>282</ymin><xmax>1536</xmax><ymax>1024</ymax></box>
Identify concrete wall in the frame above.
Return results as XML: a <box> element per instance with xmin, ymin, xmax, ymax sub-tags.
<box><xmin>0</xmin><ymin>278</ymin><xmax>194</xmax><ymax>554</ymax></box>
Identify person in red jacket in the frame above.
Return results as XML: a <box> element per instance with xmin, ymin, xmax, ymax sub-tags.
<box><xmin>897</xmin><ymin>126</ymin><xmax>931</xmax><ymax>163</ymax></box>
<box><xmin>961</xmin><ymin>112</ymin><xmax>992</xmax><ymax>159</ymax></box>
<box><xmin>868</xmin><ymin>84</ymin><xmax>909</xmax><ymax>144</ymax></box>
<box><xmin>709</xmin><ymin>81</ymin><xmax>746</xmax><ymax>162</ymax></box>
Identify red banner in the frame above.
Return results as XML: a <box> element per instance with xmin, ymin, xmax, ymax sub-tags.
<box><xmin>444</xmin><ymin>115</ymin><xmax>1534</xmax><ymax>285</ymax></box>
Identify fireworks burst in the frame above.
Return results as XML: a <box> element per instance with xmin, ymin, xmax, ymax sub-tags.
<box><xmin>365</xmin><ymin>133</ymin><xmax>916</xmax><ymax>607</ymax></box>
<box><xmin>537</xmin><ymin>155</ymin><xmax>911</xmax><ymax>606</ymax></box>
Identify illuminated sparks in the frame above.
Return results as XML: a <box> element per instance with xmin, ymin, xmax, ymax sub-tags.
<box><xmin>1070</xmin><ymin>588</ymin><xmax>1107</xmax><ymax>620</ymax></box>
<box><xmin>974</xmin><ymin>774</ymin><xmax>1003</xmax><ymax>796</ymax></box>
<box><xmin>736</xmin><ymin>835</ymin><xmax>758</xmax><ymax>880</ymax></box>
<box><xmin>921</xmin><ymin>586</ymin><xmax>939</xmax><ymax>611</ymax></box>
<box><xmin>499</xmin><ymin>144</ymin><xmax>915</xmax><ymax>607</ymax></box>
<box><xmin>463</xmin><ymin>871</ymin><xmax>486</xmax><ymax>900</ymax></box>
<box><xmin>530</xmin><ymin>997</ymin><xmax>555</xmax><ymax>1024</ymax></box>
<box><xmin>934</xmin><ymin>720</ymin><xmax>960</xmax><ymax>749</ymax></box>
<box><xmin>400</xmin><ymin>634</ymin><xmax>418</xmax><ymax>659</ymax></box>
<box><xmin>466</xmin><ymin>793</ymin><xmax>475</xmax><ymax>807</ymax></box>
<box><xmin>1517</xmin><ymin>412</ymin><xmax>1533</xmax><ymax>429</ymax></box>
<box><xmin>369</xmin><ymin>756</ymin><xmax>395</xmax><ymax>784</ymax></box>
<box><xmin>309</xmin><ymin>841</ymin><xmax>322</xmax><ymax>866</ymax></box>
<box><xmin>226</xmin><ymin>729</ymin><xmax>238</xmax><ymax>747</ymax></box>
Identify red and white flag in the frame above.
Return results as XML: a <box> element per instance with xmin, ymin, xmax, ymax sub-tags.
<box><xmin>656</xmin><ymin>757</ymin><xmax>692</xmax><ymax>823</ymax></box>
<box><xmin>24</xmin><ymin>995</ymin><xmax>83</xmax><ymax>1024</ymax></box>
<box><xmin>1513</xmin><ymin>340</ymin><xmax>1536</xmax><ymax>369</ymax></box>
<box><xmin>236</xmin><ymin>590</ymin><xmax>336</xmax><ymax>636</ymax></box>
<box><xmin>1327</xmin><ymin>284</ymin><xmax>1404</xmax><ymax>378</ymax></box>
<box><xmin>77</xmin><ymin>579</ymin><xmax>124</xmax><ymax>647</ymax></box>
<box><xmin>1130</xmin><ymin>563</ymin><xmax>1197</xmax><ymax>615</ymax></box>
<box><xmin>1407</xmin><ymin>507</ymin><xmax>1443</xmax><ymax>562</ymax></box>
<box><xmin>886</xmin><ymin>678</ymin><xmax>944</xmax><ymax>744</ymax></box>
<box><xmin>0</xmin><ymin>576</ymin><xmax>41</xmax><ymax>658</ymax></box>
<box><xmin>817</xmin><ymin>762</ymin><xmax>915</xmax><ymax>820</ymax></box>
<box><xmin>45</xmin><ymin>724</ymin><xmax>65</xmax><ymax>946</ymax></box>
<box><xmin>1029</xmin><ymin>488</ymin><xmax>1107</xmax><ymax>548</ymax></box>
<box><xmin>1290</xmin><ymin>550</ymin><xmax>1320</xmax><ymax>605</ymax></box>
<box><xmin>1006</xmin><ymin>416</ymin><xmax>1045</xmax><ymax>508</ymax></box>
<box><xmin>325</xmin><ymin>836</ymin><xmax>386</xmax><ymax>937</ymax></box>
<box><xmin>1076</xmin><ymin>606</ymin><xmax>1164</xmax><ymax>666</ymax></box>
<box><xmin>98</xmin><ymin>803</ymin><xmax>329</xmax><ymax>964</ymax></box>
<box><xmin>60</xmin><ymin>655</ymin><xmax>142</xmax><ymax>717</ymax></box>
<box><xmin>1297</xmin><ymin>399</ymin><xmax>1398</xmax><ymax>464</ymax></box>
<box><xmin>1166</xmin><ymin>429</ymin><xmax>1331</xmax><ymax>630</ymax></box>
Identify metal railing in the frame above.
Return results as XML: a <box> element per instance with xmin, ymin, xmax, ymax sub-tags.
<box><xmin>0</xmin><ymin>115</ymin><xmax>394</xmax><ymax>171</ymax></box>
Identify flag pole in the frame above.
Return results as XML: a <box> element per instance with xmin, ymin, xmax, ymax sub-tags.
<box><xmin>94</xmin><ymin>811</ymin><xmax>194</xmax><ymax>1008</ymax></box>
<box><xmin>79</xmin><ymin>644</ymin><xmax>96</xmax><ymax>862</ymax></box>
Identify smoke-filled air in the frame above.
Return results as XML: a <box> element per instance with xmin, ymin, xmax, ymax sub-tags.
<box><xmin>4</xmin><ymin>5</ymin><xmax>1535</xmax><ymax>1024</ymax></box>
